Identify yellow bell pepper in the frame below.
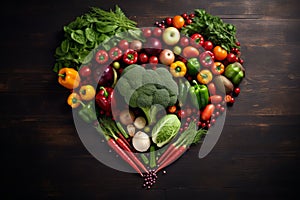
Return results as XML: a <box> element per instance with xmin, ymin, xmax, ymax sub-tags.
<box><xmin>58</xmin><ymin>68</ymin><xmax>80</xmax><ymax>89</ymax></box>
<box><xmin>170</xmin><ymin>61</ymin><xmax>187</xmax><ymax>77</ymax></box>
<box><xmin>67</xmin><ymin>92</ymin><xmax>81</xmax><ymax>108</ymax></box>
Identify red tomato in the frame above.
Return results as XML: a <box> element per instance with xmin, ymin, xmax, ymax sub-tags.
<box><xmin>201</xmin><ymin>104</ymin><xmax>215</xmax><ymax>121</ymax></box>
<box><xmin>149</xmin><ymin>56</ymin><xmax>158</xmax><ymax>64</ymax></box>
<box><xmin>118</xmin><ymin>40</ymin><xmax>129</xmax><ymax>51</ymax></box>
<box><xmin>213</xmin><ymin>46</ymin><xmax>227</xmax><ymax>61</ymax></box>
<box><xmin>203</xmin><ymin>41</ymin><xmax>214</xmax><ymax>51</ymax></box>
<box><xmin>172</xmin><ymin>15</ymin><xmax>185</xmax><ymax>29</ymax></box>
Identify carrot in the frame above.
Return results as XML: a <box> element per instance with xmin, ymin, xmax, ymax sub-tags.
<box><xmin>117</xmin><ymin>132</ymin><xmax>132</xmax><ymax>150</ymax></box>
<box><xmin>157</xmin><ymin>144</ymin><xmax>176</xmax><ymax>164</ymax></box>
<box><xmin>156</xmin><ymin>122</ymin><xmax>197</xmax><ymax>173</ymax></box>
<box><xmin>115</xmin><ymin>137</ymin><xmax>149</xmax><ymax>173</ymax></box>
<box><xmin>155</xmin><ymin>145</ymin><xmax>187</xmax><ymax>173</ymax></box>
<box><xmin>107</xmin><ymin>137</ymin><xmax>143</xmax><ymax>176</ymax></box>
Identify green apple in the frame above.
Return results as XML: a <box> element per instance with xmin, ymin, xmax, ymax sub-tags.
<box><xmin>162</xmin><ymin>27</ymin><xmax>180</xmax><ymax>46</ymax></box>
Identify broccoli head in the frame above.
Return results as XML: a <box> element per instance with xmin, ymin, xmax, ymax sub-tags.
<box><xmin>116</xmin><ymin>65</ymin><xmax>178</xmax><ymax>125</ymax></box>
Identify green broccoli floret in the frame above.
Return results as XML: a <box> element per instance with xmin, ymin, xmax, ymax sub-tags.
<box><xmin>139</xmin><ymin>84</ymin><xmax>157</xmax><ymax>96</ymax></box>
<box><xmin>153</xmin><ymin>88</ymin><xmax>170</xmax><ymax>108</ymax></box>
<box><xmin>124</xmin><ymin>66</ymin><xmax>145</xmax><ymax>89</ymax></box>
<box><xmin>116</xmin><ymin>77</ymin><xmax>133</xmax><ymax>97</ymax></box>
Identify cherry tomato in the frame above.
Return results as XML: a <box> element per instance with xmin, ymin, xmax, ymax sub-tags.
<box><xmin>234</xmin><ymin>87</ymin><xmax>240</xmax><ymax>96</ymax></box>
<box><xmin>172</xmin><ymin>15</ymin><xmax>185</xmax><ymax>29</ymax></box>
<box><xmin>186</xmin><ymin>19</ymin><xmax>193</xmax><ymax>25</ymax></box>
<box><xmin>180</xmin><ymin>37</ymin><xmax>190</xmax><ymax>47</ymax></box>
<box><xmin>168</xmin><ymin>105</ymin><xmax>177</xmax><ymax>113</ymax></box>
<box><xmin>79</xmin><ymin>65</ymin><xmax>92</xmax><ymax>77</ymax></box>
<box><xmin>118</xmin><ymin>39</ymin><xmax>129</xmax><ymax>51</ymax></box>
<box><xmin>149</xmin><ymin>56</ymin><xmax>158</xmax><ymax>64</ymax></box>
<box><xmin>182</xmin><ymin>13</ymin><xmax>188</xmax><ymax>19</ymax></box>
<box><xmin>142</xmin><ymin>28</ymin><xmax>152</xmax><ymax>38</ymax></box>
<box><xmin>227</xmin><ymin>53</ymin><xmax>238</xmax><ymax>63</ymax></box>
<box><xmin>165</xmin><ymin>17</ymin><xmax>173</xmax><ymax>26</ymax></box>
<box><xmin>203</xmin><ymin>41</ymin><xmax>214</xmax><ymax>51</ymax></box>
<box><xmin>139</xmin><ymin>53</ymin><xmax>149</xmax><ymax>63</ymax></box>
<box><xmin>177</xmin><ymin>110</ymin><xmax>186</xmax><ymax>119</ymax></box>
<box><xmin>213</xmin><ymin>46</ymin><xmax>228</xmax><ymax>61</ymax></box>
<box><xmin>152</xmin><ymin>27</ymin><xmax>162</xmax><ymax>37</ymax></box>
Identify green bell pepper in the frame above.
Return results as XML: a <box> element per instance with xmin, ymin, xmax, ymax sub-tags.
<box><xmin>189</xmin><ymin>80</ymin><xmax>209</xmax><ymax>109</ymax></box>
<box><xmin>178</xmin><ymin>79</ymin><xmax>191</xmax><ymax>106</ymax></box>
<box><xmin>78</xmin><ymin>101</ymin><xmax>97</xmax><ymax>123</ymax></box>
<box><xmin>224</xmin><ymin>62</ymin><xmax>244</xmax><ymax>85</ymax></box>
<box><xmin>187</xmin><ymin>57</ymin><xmax>201</xmax><ymax>76</ymax></box>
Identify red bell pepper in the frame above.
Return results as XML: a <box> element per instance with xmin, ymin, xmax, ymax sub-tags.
<box><xmin>95</xmin><ymin>50</ymin><xmax>109</xmax><ymax>64</ymax></box>
<box><xmin>95</xmin><ymin>87</ymin><xmax>114</xmax><ymax>112</ymax></box>
<box><xmin>123</xmin><ymin>49</ymin><xmax>138</xmax><ymax>65</ymax></box>
<box><xmin>199</xmin><ymin>51</ymin><xmax>214</xmax><ymax>68</ymax></box>
<box><xmin>190</xmin><ymin>33</ymin><xmax>204</xmax><ymax>48</ymax></box>
<box><xmin>109</xmin><ymin>47</ymin><xmax>123</xmax><ymax>60</ymax></box>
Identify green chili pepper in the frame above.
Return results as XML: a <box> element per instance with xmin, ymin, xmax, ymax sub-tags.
<box><xmin>189</xmin><ymin>80</ymin><xmax>209</xmax><ymax>109</ymax></box>
<box><xmin>78</xmin><ymin>101</ymin><xmax>97</xmax><ymax>123</ymax></box>
<box><xmin>187</xmin><ymin>57</ymin><xmax>201</xmax><ymax>76</ymax></box>
<box><xmin>224</xmin><ymin>62</ymin><xmax>244</xmax><ymax>85</ymax></box>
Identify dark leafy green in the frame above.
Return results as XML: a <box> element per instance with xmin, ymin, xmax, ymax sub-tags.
<box><xmin>191</xmin><ymin>128</ymin><xmax>207</xmax><ymax>145</ymax></box>
<box><xmin>53</xmin><ymin>5</ymin><xmax>144</xmax><ymax>72</ymax></box>
<box><xmin>181</xmin><ymin>9</ymin><xmax>239</xmax><ymax>52</ymax></box>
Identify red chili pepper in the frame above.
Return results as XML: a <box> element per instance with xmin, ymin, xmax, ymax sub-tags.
<box><xmin>95</xmin><ymin>50</ymin><xmax>109</xmax><ymax>64</ymax></box>
<box><xmin>190</xmin><ymin>33</ymin><xmax>204</xmax><ymax>48</ymax></box>
<box><xmin>95</xmin><ymin>87</ymin><xmax>114</xmax><ymax>112</ymax></box>
<box><xmin>109</xmin><ymin>47</ymin><xmax>123</xmax><ymax>60</ymax></box>
<box><xmin>199</xmin><ymin>51</ymin><xmax>214</xmax><ymax>68</ymax></box>
<box><xmin>123</xmin><ymin>49</ymin><xmax>138</xmax><ymax>65</ymax></box>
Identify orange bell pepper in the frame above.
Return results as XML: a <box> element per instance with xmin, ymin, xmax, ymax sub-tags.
<box><xmin>58</xmin><ymin>68</ymin><xmax>80</xmax><ymax>89</ymax></box>
<box><xmin>67</xmin><ymin>92</ymin><xmax>81</xmax><ymax>108</ymax></box>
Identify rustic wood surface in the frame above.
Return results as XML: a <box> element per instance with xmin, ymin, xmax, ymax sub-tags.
<box><xmin>1</xmin><ymin>0</ymin><xmax>300</xmax><ymax>199</ymax></box>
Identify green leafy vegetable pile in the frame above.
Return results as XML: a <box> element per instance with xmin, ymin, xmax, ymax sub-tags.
<box><xmin>181</xmin><ymin>9</ymin><xmax>239</xmax><ymax>52</ymax></box>
<box><xmin>53</xmin><ymin>5</ymin><xmax>143</xmax><ymax>72</ymax></box>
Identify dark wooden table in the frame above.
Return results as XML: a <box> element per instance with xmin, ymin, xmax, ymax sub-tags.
<box><xmin>1</xmin><ymin>0</ymin><xmax>299</xmax><ymax>199</ymax></box>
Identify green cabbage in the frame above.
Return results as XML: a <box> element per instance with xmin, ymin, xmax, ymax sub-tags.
<box><xmin>151</xmin><ymin>114</ymin><xmax>181</xmax><ymax>147</ymax></box>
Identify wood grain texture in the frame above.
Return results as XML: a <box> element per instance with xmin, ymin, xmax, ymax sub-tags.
<box><xmin>0</xmin><ymin>0</ymin><xmax>299</xmax><ymax>199</ymax></box>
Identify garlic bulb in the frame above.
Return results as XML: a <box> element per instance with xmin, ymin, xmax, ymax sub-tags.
<box><xmin>127</xmin><ymin>124</ymin><xmax>135</xmax><ymax>137</ymax></box>
<box><xmin>132</xmin><ymin>131</ymin><xmax>151</xmax><ymax>152</ymax></box>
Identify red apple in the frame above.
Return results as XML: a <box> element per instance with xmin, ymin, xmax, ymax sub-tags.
<box><xmin>159</xmin><ymin>49</ymin><xmax>175</xmax><ymax>65</ymax></box>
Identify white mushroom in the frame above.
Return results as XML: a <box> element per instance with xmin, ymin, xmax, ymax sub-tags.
<box><xmin>134</xmin><ymin>116</ymin><xmax>146</xmax><ymax>129</ymax></box>
<box><xmin>132</xmin><ymin>131</ymin><xmax>151</xmax><ymax>152</ymax></box>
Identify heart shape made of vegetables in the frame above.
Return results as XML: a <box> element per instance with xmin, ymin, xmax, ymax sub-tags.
<box><xmin>54</xmin><ymin>6</ymin><xmax>245</xmax><ymax>189</ymax></box>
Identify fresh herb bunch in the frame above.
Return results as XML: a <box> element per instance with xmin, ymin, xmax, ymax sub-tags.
<box><xmin>53</xmin><ymin>5</ymin><xmax>143</xmax><ymax>72</ymax></box>
<box><xmin>181</xmin><ymin>9</ymin><xmax>239</xmax><ymax>52</ymax></box>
